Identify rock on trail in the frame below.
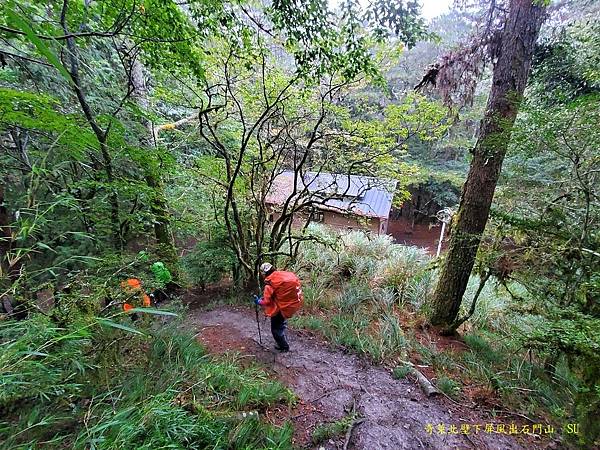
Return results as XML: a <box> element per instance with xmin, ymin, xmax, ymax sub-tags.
<box><xmin>184</xmin><ymin>306</ymin><xmax>538</xmax><ymax>450</ymax></box>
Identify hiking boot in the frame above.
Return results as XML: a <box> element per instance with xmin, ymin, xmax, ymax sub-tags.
<box><xmin>274</xmin><ymin>344</ymin><xmax>289</xmax><ymax>353</ymax></box>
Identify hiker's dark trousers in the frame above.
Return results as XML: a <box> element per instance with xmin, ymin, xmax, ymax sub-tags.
<box><xmin>271</xmin><ymin>312</ymin><xmax>289</xmax><ymax>350</ymax></box>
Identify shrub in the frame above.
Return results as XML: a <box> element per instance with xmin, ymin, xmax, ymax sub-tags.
<box><xmin>182</xmin><ymin>236</ymin><xmax>236</xmax><ymax>287</ymax></box>
<box><xmin>311</xmin><ymin>415</ymin><xmax>354</xmax><ymax>444</ymax></box>
<box><xmin>393</xmin><ymin>365</ymin><xmax>412</xmax><ymax>379</ymax></box>
<box><xmin>437</xmin><ymin>375</ymin><xmax>461</xmax><ymax>399</ymax></box>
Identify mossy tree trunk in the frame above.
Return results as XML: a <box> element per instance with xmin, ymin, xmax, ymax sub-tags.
<box><xmin>61</xmin><ymin>6</ymin><xmax>123</xmax><ymax>249</ymax></box>
<box><xmin>127</xmin><ymin>51</ymin><xmax>178</xmax><ymax>274</ymax></box>
<box><xmin>430</xmin><ymin>0</ymin><xmax>546</xmax><ymax>327</ymax></box>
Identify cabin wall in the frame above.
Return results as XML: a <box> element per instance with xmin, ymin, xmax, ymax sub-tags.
<box><xmin>267</xmin><ymin>206</ymin><xmax>382</xmax><ymax>234</ymax></box>
<box><xmin>322</xmin><ymin>211</ymin><xmax>381</xmax><ymax>234</ymax></box>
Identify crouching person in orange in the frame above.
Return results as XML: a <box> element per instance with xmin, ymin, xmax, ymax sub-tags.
<box><xmin>120</xmin><ymin>277</ymin><xmax>151</xmax><ymax>313</ymax></box>
<box><xmin>254</xmin><ymin>263</ymin><xmax>303</xmax><ymax>352</ymax></box>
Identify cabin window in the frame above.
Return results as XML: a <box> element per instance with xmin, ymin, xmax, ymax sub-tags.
<box><xmin>311</xmin><ymin>210</ymin><xmax>325</xmax><ymax>223</ymax></box>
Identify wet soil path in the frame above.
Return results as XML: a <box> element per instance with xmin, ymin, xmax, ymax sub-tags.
<box><xmin>184</xmin><ymin>305</ymin><xmax>545</xmax><ymax>450</ymax></box>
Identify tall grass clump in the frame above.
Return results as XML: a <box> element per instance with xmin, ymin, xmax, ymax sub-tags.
<box><xmin>458</xmin><ymin>276</ymin><xmax>510</xmax><ymax>331</ymax></box>
<box><xmin>376</xmin><ymin>245</ymin><xmax>430</xmax><ymax>303</ymax></box>
<box><xmin>404</xmin><ymin>268</ymin><xmax>436</xmax><ymax>310</ymax></box>
<box><xmin>75</xmin><ymin>326</ymin><xmax>294</xmax><ymax>450</ymax></box>
<box><xmin>300</xmin><ymin>270</ymin><xmax>330</xmax><ymax>310</ymax></box>
<box><xmin>294</xmin><ymin>225</ymin><xmax>431</xmax><ymax>298</ymax></box>
<box><xmin>379</xmin><ymin>312</ymin><xmax>408</xmax><ymax>359</ymax></box>
<box><xmin>338</xmin><ymin>232</ymin><xmax>392</xmax><ymax>280</ymax></box>
<box><xmin>0</xmin><ymin>316</ymin><xmax>91</xmax><ymax>409</ymax></box>
<box><xmin>291</xmin><ymin>226</ymin><xmax>431</xmax><ymax>363</ymax></box>
<box><xmin>336</xmin><ymin>281</ymin><xmax>373</xmax><ymax>311</ymax></box>
<box><xmin>292</xmin><ymin>224</ymin><xmax>342</xmax><ymax>285</ymax></box>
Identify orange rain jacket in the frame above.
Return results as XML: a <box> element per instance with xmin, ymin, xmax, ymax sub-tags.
<box><xmin>260</xmin><ymin>271</ymin><xmax>303</xmax><ymax>319</ymax></box>
<box><xmin>121</xmin><ymin>278</ymin><xmax>151</xmax><ymax>311</ymax></box>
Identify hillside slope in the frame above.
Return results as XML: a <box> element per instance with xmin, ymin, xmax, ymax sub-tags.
<box><xmin>186</xmin><ymin>305</ymin><xmax>544</xmax><ymax>449</ymax></box>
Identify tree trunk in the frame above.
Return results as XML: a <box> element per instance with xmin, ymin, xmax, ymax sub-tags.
<box><xmin>0</xmin><ymin>184</ymin><xmax>24</xmax><ymax>317</ymax></box>
<box><xmin>430</xmin><ymin>0</ymin><xmax>546</xmax><ymax>326</ymax></box>
<box><xmin>60</xmin><ymin>3</ymin><xmax>122</xmax><ymax>249</ymax></box>
<box><xmin>127</xmin><ymin>51</ymin><xmax>178</xmax><ymax>269</ymax></box>
<box><xmin>0</xmin><ymin>184</ymin><xmax>12</xmax><ymax>279</ymax></box>
<box><xmin>100</xmin><ymin>140</ymin><xmax>123</xmax><ymax>249</ymax></box>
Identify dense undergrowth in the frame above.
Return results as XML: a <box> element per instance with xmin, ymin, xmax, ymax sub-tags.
<box><xmin>0</xmin><ymin>257</ymin><xmax>294</xmax><ymax>450</ymax></box>
<box><xmin>288</xmin><ymin>225</ymin><xmax>591</xmax><ymax>447</ymax></box>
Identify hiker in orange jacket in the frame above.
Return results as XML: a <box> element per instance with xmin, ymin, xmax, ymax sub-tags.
<box><xmin>120</xmin><ymin>277</ymin><xmax>151</xmax><ymax>312</ymax></box>
<box><xmin>254</xmin><ymin>263</ymin><xmax>303</xmax><ymax>352</ymax></box>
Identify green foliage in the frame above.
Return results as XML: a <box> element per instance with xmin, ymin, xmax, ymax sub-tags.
<box><xmin>526</xmin><ymin>310</ymin><xmax>600</xmax><ymax>361</ymax></box>
<box><xmin>531</xmin><ymin>20</ymin><xmax>600</xmax><ymax>105</ymax></box>
<box><xmin>2</xmin><ymin>0</ymin><xmax>598</xmax><ymax>447</ymax></box>
<box><xmin>182</xmin><ymin>234</ymin><xmax>237</xmax><ymax>287</ymax></box>
<box><xmin>290</xmin><ymin>226</ymin><xmax>429</xmax><ymax>362</ymax></box>
<box><xmin>337</xmin><ymin>281</ymin><xmax>373</xmax><ymax>311</ymax></box>
<box><xmin>291</xmin><ymin>222</ymin><xmax>599</xmax><ymax>445</ymax></box>
<box><xmin>76</xmin><ymin>328</ymin><xmax>294</xmax><ymax>449</ymax></box>
<box><xmin>404</xmin><ymin>268</ymin><xmax>436</xmax><ymax>310</ymax></box>
<box><xmin>269</xmin><ymin>0</ymin><xmax>429</xmax><ymax>80</ymax></box>
<box><xmin>294</xmin><ymin>302</ymin><xmax>408</xmax><ymax>376</ymax></box>
<box><xmin>463</xmin><ymin>333</ymin><xmax>500</xmax><ymax>364</ymax></box>
<box><xmin>4</xmin><ymin>3</ymin><xmax>72</xmax><ymax>83</ymax></box>
<box><xmin>0</xmin><ymin>244</ymin><xmax>291</xmax><ymax>448</ymax></box>
<box><xmin>294</xmin><ymin>226</ymin><xmax>431</xmax><ymax>312</ymax></box>
<box><xmin>0</xmin><ymin>88</ymin><xmax>94</xmax><ymax>151</ymax></box>
<box><xmin>295</xmin><ymin>226</ymin><xmax>429</xmax><ymax>280</ymax></box>
<box><xmin>151</xmin><ymin>261</ymin><xmax>172</xmax><ymax>285</ymax></box>
<box><xmin>436</xmin><ymin>375</ymin><xmax>461</xmax><ymax>399</ymax></box>
<box><xmin>0</xmin><ymin>307</ymin><xmax>294</xmax><ymax>449</ymax></box>
<box><xmin>392</xmin><ymin>365</ymin><xmax>412</xmax><ymax>380</ymax></box>
<box><xmin>129</xmin><ymin>0</ymin><xmax>209</xmax><ymax>80</ymax></box>
<box><xmin>0</xmin><ymin>315</ymin><xmax>90</xmax><ymax>408</ymax></box>
<box><xmin>498</xmin><ymin>65</ymin><xmax>600</xmax><ymax>443</ymax></box>
<box><xmin>311</xmin><ymin>414</ymin><xmax>355</xmax><ymax>444</ymax></box>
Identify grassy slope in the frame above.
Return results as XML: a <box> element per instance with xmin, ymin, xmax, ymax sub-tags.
<box><xmin>0</xmin><ymin>312</ymin><xmax>295</xmax><ymax>449</ymax></box>
<box><xmin>288</xmin><ymin>226</ymin><xmax>579</xmax><ymax>440</ymax></box>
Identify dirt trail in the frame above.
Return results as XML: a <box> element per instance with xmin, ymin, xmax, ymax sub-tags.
<box><xmin>184</xmin><ymin>305</ymin><xmax>543</xmax><ymax>450</ymax></box>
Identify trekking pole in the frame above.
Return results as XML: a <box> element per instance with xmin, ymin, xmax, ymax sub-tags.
<box><xmin>253</xmin><ymin>295</ymin><xmax>262</xmax><ymax>344</ymax></box>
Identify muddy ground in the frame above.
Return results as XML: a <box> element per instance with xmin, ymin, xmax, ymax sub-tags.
<box><xmin>183</xmin><ymin>304</ymin><xmax>556</xmax><ymax>450</ymax></box>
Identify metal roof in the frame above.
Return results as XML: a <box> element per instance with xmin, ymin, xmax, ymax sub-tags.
<box><xmin>265</xmin><ymin>171</ymin><xmax>397</xmax><ymax>219</ymax></box>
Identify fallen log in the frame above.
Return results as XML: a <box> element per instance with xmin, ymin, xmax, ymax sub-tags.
<box><xmin>411</xmin><ymin>367</ymin><xmax>441</xmax><ymax>397</ymax></box>
<box><xmin>398</xmin><ymin>360</ymin><xmax>441</xmax><ymax>397</ymax></box>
